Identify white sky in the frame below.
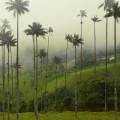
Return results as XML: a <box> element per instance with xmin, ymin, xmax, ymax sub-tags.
<box><xmin>0</xmin><ymin>0</ymin><xmax>120</xmax><ymax>55</ymax></box>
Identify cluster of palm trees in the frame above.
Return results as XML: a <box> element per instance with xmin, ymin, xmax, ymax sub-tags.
<box><xmin>0</xmin><ymin>0</ymin><xmax>120</xmax><ymax>120</ymax></box>
<box><xmin>98</xmin><ymin>0</ymin><xmax>120</xmax><ymax>113</ymax></box>
<box><xmin>0</xmin><ymin>19</ymin><xmax>16</xmax><ymax>120</ymax></box>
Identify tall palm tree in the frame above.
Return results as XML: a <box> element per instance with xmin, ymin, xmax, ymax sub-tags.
<box><xmin>68</xmin><ymin>34</ymin><xmax>82</xmax><ymax>119</ymax></box>
<box><xmin>77</xmin><ymin>10</ymin><xmax>87</xmax><ymax>85</ymax></box>
<box><xmin>105</xmin><ymin>1</ymin><xmax>120</xmax><ymax>112</ymax></box>
<box><xmin>53</xmin><ymin>56</ymin><xmax>61</xmax><ymax>110</ymax></box>
<box><xmin>44</xmin><ymin>26</ymin><xmax>53</xmax><ymax>112</ymax></box>
<box><xmin>6</xmin><ymin>32</ymin><xmax>16</xmax><ymax>120</ymax></box>
<box><xmin>38</xmin><ymin>49</ymin><xmax>47</xmax><ymax>113</ymax></box>
<box><xmin>0</xmin><ymin>31</ymin><xmax>16</xmax><ymax>120</ymax></box>
<box><xmin>98</xmin><ymin>0</ymin><xmax>114</xmax><ymax>111</ymax></box>
<box><xmin>64</xmin><ymin>34</ymin><xmax>72</xmax><ymax>89</ymax></box>
<box><xmin>25</xmin><ymin>23</ymin><xmax>38</xmax><ymax>120</ymax></box>
<box><xmin>0</xmin><ymin>30</ymin><xmax>6</xmax><ymax>120</ymax></box>
<box><xmin>6</xmin><ymin>1</ymin><xmax>29</xmax><ymax>119</ymax></box>
<box><xmin>25</xmin><ymin>22</ymin><xmax>47</xmax><ymax>120</ymax></box>
<box><xmin>91</xmin><ymin>16</ymin><xmax>101</xmax><ymax>74</ymax></box>
<box><xmin>35</xmin><ymin>23</ymin><xmax>47</xmax><ymax>115</ymax></box>
<box><xmin>0</xmin><ymin>18</ymin><xmax>11</xmax><ymax>120</ymax></box>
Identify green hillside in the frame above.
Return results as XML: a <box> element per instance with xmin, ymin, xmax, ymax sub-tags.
<box><xmin>0</xmin><ymin>62</ymin><xmax>120</xmax><ymax>112</ymax></box>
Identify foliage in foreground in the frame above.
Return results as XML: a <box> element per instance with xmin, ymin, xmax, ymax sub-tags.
<box><xmin>0</xmin><ymin>112</ymin><xmax>120</xmax><ymax>120</ymax></box>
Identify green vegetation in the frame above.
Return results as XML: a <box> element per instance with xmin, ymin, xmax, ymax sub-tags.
<box><xmin>0</xmin><ymin>112</ymin><xmax>120</xmax><ymax>120</ymax></box>
<box><xmin>0</xmin><ymin>62</ymin><xmax>120</xmax><ymax>112</ymax></box>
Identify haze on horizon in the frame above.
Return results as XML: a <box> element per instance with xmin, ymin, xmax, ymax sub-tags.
<box><xmin>0</xmin><ymin>0</ymin><xmax>120</xmax><ymax>56</ymax></box>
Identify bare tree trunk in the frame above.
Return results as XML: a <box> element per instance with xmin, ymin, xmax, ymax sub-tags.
<box><xmin>44</xmin><ymin>35</ymin><xmax>50</xmax><ymax>112</ymax></box>
<box><xmin>94</xmin><ymin>22</ymin><xmax>97</xmax><ymax>74</ymax></box>
<box><xmin>2</xmin><ymin>45</ymin><xmax>5</xmax><ymax>120</ymax></box>
<box><xmin>55</xmin><ymin>64</ymin><xmax>58</xmax><ymax>110</ymax></box>
<box><xmin>40</xmin><ymin>57</ymin><xmax>43</xmax><ymax>113</ymax></box>
<box><xmin>114</xmin><ymin>18</ymin><xmax>118</xmax><ymax>113</ymax></box>
<box><xmin>35</xmin><ymin>36</ymin><xmax>38</xmax><ymax>120</ymax></box>
<box><xmin>7</xmin><ymin>44</ymin><xmax>10</xmax><ymax>120</ymax></box>
<box><xmin>104</xmin><ymin>17</ymin><xmax>108</xmax><ymax>112</ymax></box>
<box><xmin>16</xmin><ymin>12</ymin><xmax>19</xmax><ymax>120</ymax></box>
<box><xmin>80</xmin><ymin>18</ymin><xmax>83</xmax><ymax>80</ymax></box>
<box><xmin>75</xmin><ymin>46</ymin><xmax>78</xmax><ymax>119</ymax></box>
<box><xmin>32</xmin><ymin>35</ymin><xmax>36</xmax><ymax>118</ymax></box>
<box><xmin>65</xmin><ymin>40</ymin><xmax>68</xmax><ymax>89</ymax></box>
<box><xmin>9</xmin><ymin>46</ymin><xmax>14</xmax><ymax>113</ymax></box>
<box><xmin>10</xmin><ymin>47</ymin><xmax>14</xmax><ymax>98</ymax></box>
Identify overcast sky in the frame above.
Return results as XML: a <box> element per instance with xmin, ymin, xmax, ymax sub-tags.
<box><xmin>0</xmin><ymin>0</ymin><xmax>120</xmax><ymax>56</ymax></box>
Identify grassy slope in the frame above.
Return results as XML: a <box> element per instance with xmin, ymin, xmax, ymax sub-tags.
<box><xmin>0</xmin><ymin>112</ymin><xmax>120</xmax><ymax>120</ymax></box>
<box><xmin>0</xmin><ymin>62</ymin><xmax>120</xmax><ymax>101</ymax></box>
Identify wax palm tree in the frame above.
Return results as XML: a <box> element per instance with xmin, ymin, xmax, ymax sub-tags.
<box><xmin>64</xmin><ymin>34</ymin><xmax>72</xmax><ymax>89</ymax></box>
<box><xmin>6</xmin><ymin>1</ymin><xmax>29</xmax><ymax>119</ymax></box>
<box><xmin>35</xmin><ymin>23</ymin><xmax>47</xmax><ymax>114</ymax></box>
<box><xmin>77</xmin><ymin>10</ymin><xmax>87</xmax><ymax>84</ymax></box>
<box><xmin>68</xmin><ymin>34</ymin><xmax>82</xmax><ymax>119</ymax></box>
<box><xmin>0</xmin><ymin>31</ymin><xmax>16</xmax><ymax>120</ymax></box>
<box><xmin>25</xmin><ymin>22</ymin><xmax>47</xmax><ymax>120</ymax></box>
<box><xmin>7</xmin><ymin>32</ymin><xmax>16</xmax><ymax>120</ymax></box>
<box><xmin>38</xmin><ymin>49</ymin><xmax>47</xmax><ymax>113</ymax></box>
<box><xmin>0</xmin><ymin>19</ymin><xmax>11</xmax><ymax>120</ymax></box>
<box><xmin>77</xmin><ymin>10</ymin><xmax>87</xmax><ymax>37</ymax></box>
<box><xmin>0</xmin><ymin>31</ymin><xmax>6</xmax><ymax>120</ymax></box>
<box><xmin>44</xmin><ymin>26</ymin><xmax>53</xmax><ymax>112</ymax></box>
<box><xmin>105</xmin><ymin>1</ymin><xmax>120</xmax><ymax>112</ymax></box>
<box><xmin>98</xmin><ymin>0</ymin><xmax>114</xmax><ymax>111</ymax></box>
<box><xmin>91</xmin><ymin>16</ymin><xmax>101</xmax><ymax>74</ymax></box>
<box><xmin>53</xmin><ymin>56</ymin><xmax>61</xmax><ymax>110</ymax></box>
<box><xmin>24</xmin><ymin>22</ymin><xmax>38</xmax><ymax>120</ymax></box>
<box><xmin>0</xmin><ymin>31</ymin><xmax>10</xmax><ymax>120</ymax></box>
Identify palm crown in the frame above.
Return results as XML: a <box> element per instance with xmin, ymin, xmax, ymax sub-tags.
<box><xmin>1</xmin><ymin>19</ymin><xmax>11</xmax><ymax>31</ymax></box>
<box><xmin>38</xmin><ymin>49</ymin><xmax>47</xmax><ymax>59</ymax></box>
<box><xmin>99</xmin><ymin>0</ymin><xmax>115</xmax><ymax>10</ymax></box>
<box><xmin>25</xmin><ymin>22</ymin><xmax>47</xmax><ymax>37</ymax></box>
<box><xmin>65</xmin><ymin>34</ymin><xmax>73</xmax><ymax>43</ymax></box>
<box><xmin>0</xmin><ymin>31</ymin><xmax>16</xmax><ymax>48</ymax></box>
<box><xmin>77</xmin><ymin>10</ymin><xmax>87</xmax><ymax>18</ymax></box>
<box><xmin>105</xmin><ymin>1</ymin><xmax>120</xmax><ymax>20</ymax></box>
<box><xmin>53</xmin><ymin>56</ymin><xmax>61</xmax><ymax>65</ymax></box>
<box><xmin>48</xmin><ymin>27</ymin><xmax>53</xmax><ymax>33</ymax></box>
<box><xmin>6</xmin><ymin>0</ymin><xmax>29</xmax><ymax>16</ymax></box>
<box><xmin>91</xmin><ymin>16</ymin><xmax>102</xmax><ymax>22</ymax></box>
<box><xmin>68</xmin><ymin>34</ymin><xmax>83</xmax><ymax>47</ymax></box>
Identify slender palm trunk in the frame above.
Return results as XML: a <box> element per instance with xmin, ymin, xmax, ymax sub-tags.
<box><xmin>44</xmin><ymin>35</ymin><xmax>50</xmax><ymax>112</ymax></box>
<box><xmin>55</xmin><ymin>64</ymin><xmax>58</xmax><ymax>110</ymax></box>
<box><xmin>65</xmin><ymin>40</ymin><xmax>68</xmax><ymax>89</ymax></box>
<box><xmin>114</xmin><ymin>18</ymin><xmax>118</xmax><ymax>112</ymax></box>
<box><xmin>7</xmin><ymin>44</ymin><xmax>10</xmax><ymax>120</ymax></box>
<box><xmin>10</xmin><ymin>47</ymin><xmax>14</xmax><ymax>97</ymax></box>
<box><xmin>10</xmin><ymin>46</ymin><xmax>14</xmax><ymax>112</ymax></box>
<box><xmin>2</xmin><ymin>45</ymin><xmax>5</xmax><ymax>120</ymax></box>
<box><xmin>74</xmin><ymin>46</ymin><xmax>78</xmax><ymax>119</ymax></box>
<box><xmin>94</xmin><ymin>22</ymin><xmax>97</xmax><ymax>74</ymax></box>
<box><xmin>105</xmin><ymin>18</ymin><xmax>108</xmax><ymax>112</ymax></box>
<box><xmin>40</xmin><ymin>57</ymin><xmax>43</xmax><ymax>113</ymax></box>
<box><xmin>32</xmin><ymin>35</ymin><xmax>37</xmax><ymax>118</ymax></box>
<box><xmin>16</xmin><ymin>12</ymin><xmax>19</xmax><ymax>120</ymax></box>
<box><xmin>80</xmin><ymin>17</ymin><xmax>83</xmax><ymax>82</ymax></box>
<box><xmin>35</xmin><ymin>36</ymin><xmax>38</xmax><ymax>120</ymax></box>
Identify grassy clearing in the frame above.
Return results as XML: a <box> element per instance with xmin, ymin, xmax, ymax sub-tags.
<box><xmin>0</xmin><ymin>112</ymin><xmax>119</xmax><ymax>120</ymax></box>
